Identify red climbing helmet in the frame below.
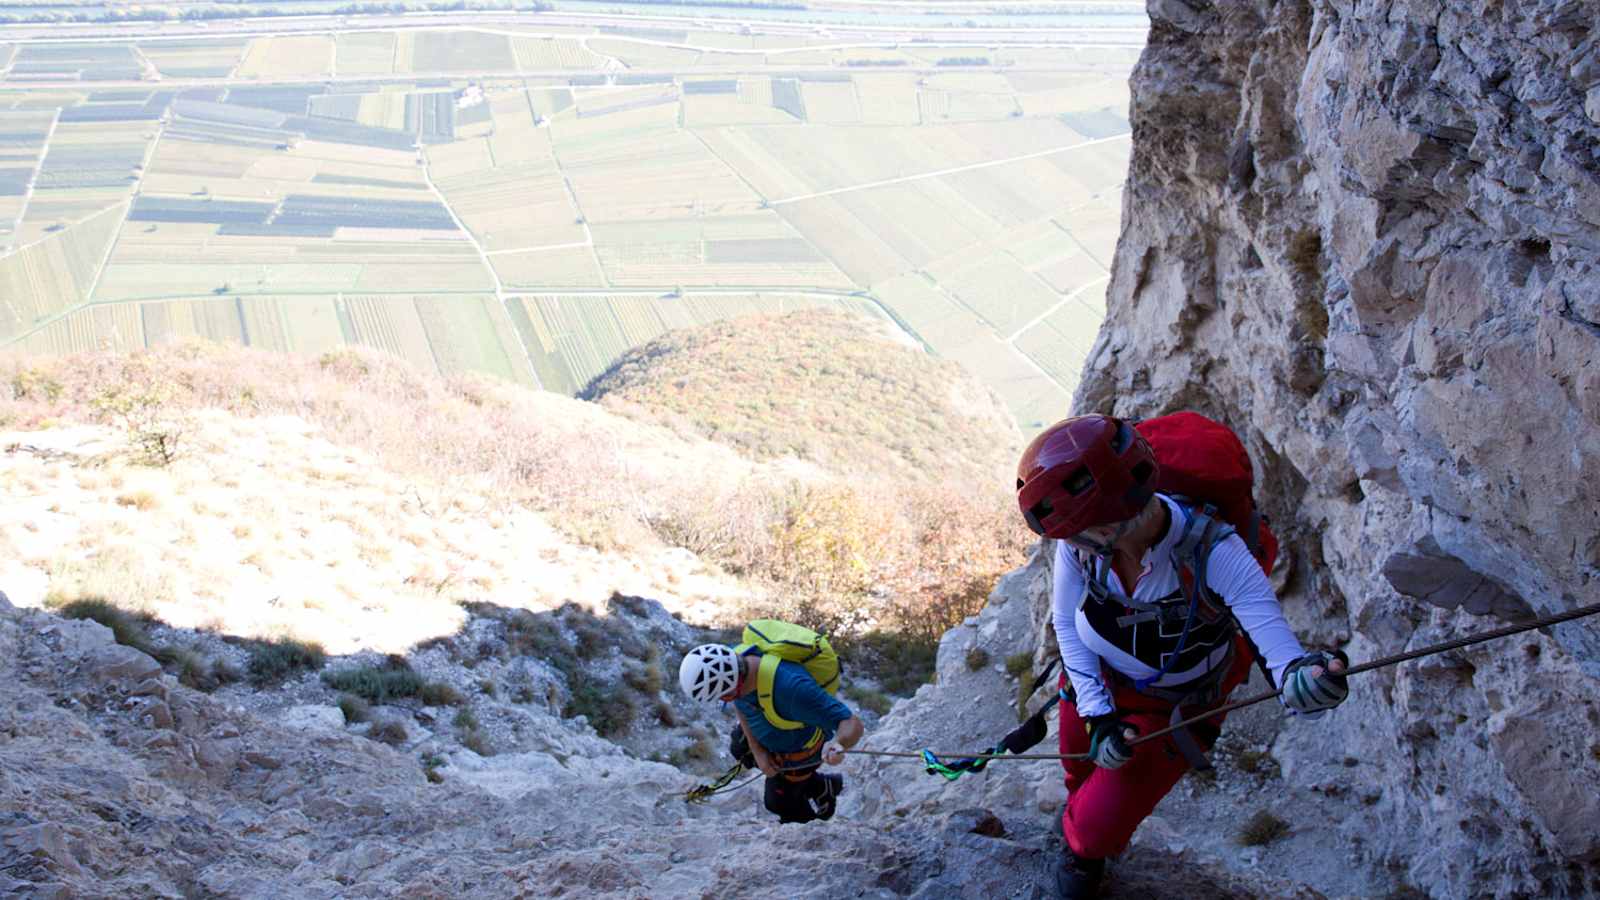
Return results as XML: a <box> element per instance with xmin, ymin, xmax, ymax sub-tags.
<box><xmin>1015</xmin><ymin>414</ymin><xmax>1159</xmax><ymax>539</ymax></box>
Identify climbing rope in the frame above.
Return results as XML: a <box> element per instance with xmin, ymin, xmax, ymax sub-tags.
<box><xmin>681</xmin><ymin>764</ymin><xmax>762</xmax><ymax>803</ymax></box>
<box><xmin>840</xmin><ymin>601</ymin><xmax>1600</xmax><ymax>765</ymax></box>
<box><xmin>680</xmin><ymin>760</ymin><xmax>831</xmax><ymax>802</ymax></box>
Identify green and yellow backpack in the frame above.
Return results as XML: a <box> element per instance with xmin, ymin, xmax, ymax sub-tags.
<box><xmin>736</xmin><ymin>620</ymin><xmax>841</xmax><ymax>733</ymax></box>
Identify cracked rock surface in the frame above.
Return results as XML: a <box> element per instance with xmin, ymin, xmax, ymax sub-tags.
<box><xmin>1076</xmin><ymin>1</ymin><xmax>1600</xmax><ymax>896</ymax></box>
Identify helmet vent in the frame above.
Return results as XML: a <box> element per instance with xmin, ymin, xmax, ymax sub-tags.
<box><xmin>1130</xmin><ymin>460</ymin><xmax>1155</xmax><ymax>485</ymax></box>
<box><xmin>1063</xmin><ymin>467</ymin><xmax>1094</xmax><ymax>495</ymax></box>
<box><xmin>1111</xmin><ymin>421</ymin><xmax>1133</xmax><ymax>453</ymax></box>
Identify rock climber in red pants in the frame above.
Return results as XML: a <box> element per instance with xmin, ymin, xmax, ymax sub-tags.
<box><xmin>1016</xmin><ymin>414</ymin><xmax>1349</xmax><ymax>899</ymax></box>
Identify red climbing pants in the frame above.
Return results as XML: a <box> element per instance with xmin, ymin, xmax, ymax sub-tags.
<box><xmin>1057</xmin><ymin>636</ymin><xmax>1255</xmax><ymax>860</ymax></box>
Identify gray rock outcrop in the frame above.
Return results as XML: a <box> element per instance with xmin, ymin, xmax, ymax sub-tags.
<box><xmin>1069</xmin><ymin>0</ymin><xmax>1600</xmax><ymax>896</ymax></box>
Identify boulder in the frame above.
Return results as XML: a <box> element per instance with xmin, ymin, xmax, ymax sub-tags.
<box><xmin>87</xmin><ymin>643</ymin><xmax>162</xmax><ymax>684</ymax></box>
<box><xmin>276</xmin><ymin>705</ymin><xmax>347</xmax><ymax>733</ymax></box>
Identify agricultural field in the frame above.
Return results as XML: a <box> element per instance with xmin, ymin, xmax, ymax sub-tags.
<box><xmin>235</xmin><ymin>36</ymin><xmax>335</xmax><ymax>80</ymax></box>
<box><xmin>334</xmin><ymin>33</ymin><xmax>397</xmax><ymax>76</ymax></box>
<box><xmin>408</xmin><ymin>30</ymin><xmax>516</xmax><ymax>74</ymax></box>
<box><xmin>0</xmin><ymin>18</ymin><xmax>1138</xmax><ymax>430</ymax></box>
<box><xmin>512</xmin><ymin>37</ymin><xmax>609</xmax><ymax>71</ymax></box>
<box><xmin>137</xmin><ymin>39</ymin><xmax>247</xmax><ymax>79</ymax></box>
<box><xmin>15</xmin><ymin>119</ymin><xmax>153</xmax><ymax>245</ymax></box>
<box><xmin>587</xmin><ymin>213</ymin><xmax>852</xmax><ymax>289</ymax></box>
<box><xmin>0</xmin><ymin>201</ymin><xmax>124</xmax><ymax>343</ymax></box>
<box><xmin>14</xmin><ymin>290</ymin><xmax>533</xmax><ymax>386</ymax></box>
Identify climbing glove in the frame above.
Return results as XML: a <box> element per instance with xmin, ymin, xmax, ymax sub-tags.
<box><xmin>1085</xmin><ymin>714</ymin><xmax>1135</xmax><ymax>769</ymax></box>
<box><xmin>1281</xmin><ymin>650</ymin><xmax>1350</xmax><ymax>715</ymax></box>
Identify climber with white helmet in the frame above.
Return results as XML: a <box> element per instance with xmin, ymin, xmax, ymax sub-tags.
<box><xmin>679</xmin><ymin>624</ymin><xmax>865</xmax><ymax>824</ymax></box>
<box><xmin>1016</xmin><ymin>413</ymin><xmax>1349</xmax><ymax>899</ymax></box>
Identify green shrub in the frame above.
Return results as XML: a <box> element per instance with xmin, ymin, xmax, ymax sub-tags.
<box><xmin>322</xmin><ymin>663</ymin><xmax>423</xmax><ymax>704</ymax></box>
<box><xmin>452</xmin><ymin>708</ymin><xmax>479</xmax><ymax>730</ymax></box>
<box><xmin>965</xmin><ymin>647</ymin><xmax>990</xmax><ymax>672</ymax></box>
<box><xmin>654</xmin><ymin>700</ymin><xmax>678</xmax><ymax>726</ymax></box>
<box><xmin>420</xmin><ymin>682</ymin><xmax>466</xmax><ymax>706</ymax></box>
<box><xmin>339</xmin><ymin>694</ymin><xmax>372</xmax><ymax>724</ymax></box>
<box><xmin>246</xmin><ymin>637</ymin><xmax>327</xmax><ymax>686</ymax></box>
<box><xmin>1236</xmin><ymin>809</ymin><xmax>1290</xmax><ymax>846</ymax></box>
<box><xmin>565</xmin><ymin>682</ymin><xmax>635</xmax><ymax>738</ymax></box>
<box><xmin>91</xmin><ymin>377</ymin><xmax>187</xmax><ymax>466</ymax></box>
<box><xmin>11</xmin><ymin>368</ymin><xmax>64</xmax><ymax>402</ymax></box>
<box><xmin>844</xmin><ymin>685</ymin><xmax>891</xmax><ymax>716</ymax></box>
<box><xmin>55</xmin><ymin>597</ymin><xmax>154</xmax><ymax>655</ymax></box>
<box><xmin>479</xmin><ymin>679</ymin><xmax>497</xmax><ymax>697</ymax></box>
<box><xmin>503</xmin><ymin>611</ymin><xmax>579</xmax><ymax>678</ymax></box>
<box><xmin>1005</xmin><ymin>651</ymin><xmax>1033</xmax><ymax>679</ymax></box>
<box><xmin>562</xmin><ymin>604</ymin><xmax>645</xmax><ymax>660</ymax></box>
<box><xmin>839</xmin><ymin>630</ymin><xmax>937</xmax><ymax>696</ymax></box>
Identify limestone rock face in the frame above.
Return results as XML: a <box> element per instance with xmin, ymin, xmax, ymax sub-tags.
<box><xmin>1073</xmin><ymin>0</ymin><xmax>1600</xmax><ymax>895</ymax></box>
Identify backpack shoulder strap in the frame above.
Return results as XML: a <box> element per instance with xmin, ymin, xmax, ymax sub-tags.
<box><xmin>756</xmin><ymin>653</ymin><xmax>804</xmax><ymax>730</ymax></box>
<box><xmin>1169</xmin><ymin>501</ymin><xmax>1236</xmax><ymax>570</ymax></box>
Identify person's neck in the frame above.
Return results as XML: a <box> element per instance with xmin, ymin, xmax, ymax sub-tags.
<box><xmin>1112</xmin><ymin>500</ymin><xmax>1169</xmax><ymax>560</ymax></box>
<box><xmin>737</xmin><ymin>656</ymin><xmax>760</xmax><ymax>697</ymax></box>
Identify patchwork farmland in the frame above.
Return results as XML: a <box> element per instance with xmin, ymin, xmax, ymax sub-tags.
<box><xmin>0</xmin><ymin>15</ymin><xmax>1141</xmax><ymax>429</ymax></box>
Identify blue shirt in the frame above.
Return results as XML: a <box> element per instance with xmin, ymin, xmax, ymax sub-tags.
<box><xmin>732</xmin><ymin>656</ymin><xmax>853</xmax><ymax>754</ymax></box>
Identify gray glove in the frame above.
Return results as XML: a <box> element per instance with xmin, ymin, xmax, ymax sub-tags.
<box><xmin>1085</xmin><ymin>714</ymin><xmax>1135</xmax><ymax>769</ymax></box>
<box><xmin>1282</xmin><ymin>650</ymin><xmax>1350</xmax><ymax>715</ymax></box>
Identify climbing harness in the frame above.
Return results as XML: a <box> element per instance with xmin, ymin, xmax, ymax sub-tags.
<box><xmin>850</xmin><ymin>602</ymin><xmax>1600</xmax><ymax>768</ymax></box>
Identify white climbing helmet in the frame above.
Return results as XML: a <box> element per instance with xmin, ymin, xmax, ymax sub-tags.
<box><xmin>679</xmin><ymin>644</ymin><xmax>740</xmax><ymax>703</ymax></box>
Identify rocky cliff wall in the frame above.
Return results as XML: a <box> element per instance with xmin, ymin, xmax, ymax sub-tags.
<box><xmin>1072</xmin><ymin>0</ymin><xmax>1600</xmax><ymax>896</ymax></box>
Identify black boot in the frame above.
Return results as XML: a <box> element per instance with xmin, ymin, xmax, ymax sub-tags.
<box><xmin>1054</xmin><ymin>847</ymin><xmax>1104</xmax><ymax>899</ymax></box>
<box><xmin>811</xmin><ymin>773</ymin><xmax>844</xmax><ymax>821</ymax></box>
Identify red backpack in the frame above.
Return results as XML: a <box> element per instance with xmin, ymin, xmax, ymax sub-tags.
<box><xmin>1135</xmin><ymin>411</ymin><xmax>1278</xmax><ymax>577</ymax></box>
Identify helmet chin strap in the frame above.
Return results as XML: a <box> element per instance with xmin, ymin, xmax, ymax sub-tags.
<box><xmin>1069</xmin><ymin>515</ymin><xmax>1138</xmax><ymax>558</ymax></box>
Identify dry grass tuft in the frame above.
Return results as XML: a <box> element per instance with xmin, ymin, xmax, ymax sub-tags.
<box><xmin>369</xmin><ymin>718</ymin><xmax>409</xmax><ymax>746</ymax></box>
<box><xmin>1236</xmin><ymin>809</ymin><xmax>1291</xmax><ymax>846</ymax></box>
<box><xmin>115</xmin><ymin>491</ymin><xmax>159</xmax><ymax>511</ymax></box>
<box><xmin>339</xmin><ymin>694</ymin><xmax>372</xmax><ymax>724</ymax></box>
<box><xmin>420</xmin><ymin>682</ymin><xmax>466</xmax><ymax>707</ymax></box>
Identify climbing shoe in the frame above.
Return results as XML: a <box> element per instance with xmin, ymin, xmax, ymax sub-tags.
<box><xmin>811</xmin><ymin>773</ymin><xmax>844</xmax><ymax>821</ymax></box>
<box><xmin>1054</xmin><ymin>847</ymin><xmax>1104</xmax><ymax>899</ymax></box>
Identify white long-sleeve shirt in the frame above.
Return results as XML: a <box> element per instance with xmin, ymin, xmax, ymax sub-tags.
<box><xmin>1051</xmin><ymin>494</ymin><xmax>1306</xmax><ymax>717</ymax></box>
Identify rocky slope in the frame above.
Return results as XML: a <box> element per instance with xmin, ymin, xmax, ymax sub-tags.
<box><xmin>1071</xmin><ymin>0</ymin><xmax>1600</xmax><ymax>896</ymax></box>
<box><xmin>583</xmin><ymin>308</ymin><xmax>1021</xmax><ymax>486</ymax></box>
<box><xmin>2</xmin><ymin>573</ymin><xmax>1336</xmax><ymax>900</ymax></box>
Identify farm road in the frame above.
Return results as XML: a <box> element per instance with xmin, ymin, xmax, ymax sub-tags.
<box><xmin>768</xmin><ymin>132</ymin><xmax>1131</xmax><ymax>205</ymax></box>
